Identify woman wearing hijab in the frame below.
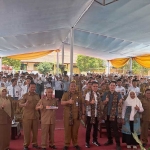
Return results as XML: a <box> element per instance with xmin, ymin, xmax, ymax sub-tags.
<box><xmin>0</xmin><ymin>87</ymin><xmax>14</xmax><ymax>150</ymax></box>
<box><xmin>122</xmin><ymin>91</ymin><xmax>143</xmax><ymax>149</ymax></box>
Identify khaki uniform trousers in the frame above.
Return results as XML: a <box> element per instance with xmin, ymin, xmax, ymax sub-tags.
<box><xmin>41</xmin><ymin>124</ymin><xmax>55</xmax><ymax>148</ymax></box>
<box><xmin>0</xmin><ymin>123</ymin><xmax>11</xmax><ymax>150</ymax></box>
<box><xmin>64</xmin><ymin>118</ymin><xmax>80</xmax><ymax>146</ymax></box>
<box><xmin>23</xmin><ymin>119</ymin><xmax>38</xmax><ymax>147</ymax></box>
<box><xmin>141</xmin><ymin>121</ymin><xmax>150</xmax><ymax>144</ymax></box>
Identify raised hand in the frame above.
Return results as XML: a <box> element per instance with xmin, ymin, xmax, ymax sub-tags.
<box><xmin>25</xmin><ymin>100</ymin><xmax>29</xmax><ymax>107</ymax></box>
<box><xmin>68</xmin><ymin>97</ymin><xmax>74</xmax><ymax>105</ymax></box>
<box><xmin>135</xmin><ymin>105</ymin><xmax>139</xmax><ymax>111</ymax></box>
<box><xmin>1</xmin><ymin>101</ymin><xmax>5</xmax><ymax>109</ymax></box>
<box><xmin>90</xmin><ymin>99</ymin><xmax>95</xmax><ymax>104</ymax></box>
<box><xmin>39</xmin><ymin>104</ymin><xmax>43</xmax><ymax>110</ymax></box>
<box><xmin>105</xmin><ymin>96</ymin><xmax>109</xmax><ymax>102</ymax></box>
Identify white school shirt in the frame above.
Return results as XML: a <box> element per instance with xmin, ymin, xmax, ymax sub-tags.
<box><xmin>115</xmin><ymin>86</ymin><xmax>126</xmax><ymax>97</ymax></box>
<box><xmin>85</xmin><ymin>92</ymin><xmax>98</xmax><ymax>117</ymax></box>
<box><xmin>55</xmin><ymin>81</ymin><xmax>62</xmax><ymax>90</ymax></box>
<box><xmin>128</xmin><ymin>86</ymin><xmax>140</xmax><ymax>96</ymax></box>
<box><xmin>7</xmin><ymin>85</ymin><xmax>21</xmax><ymax>98</ymax></box>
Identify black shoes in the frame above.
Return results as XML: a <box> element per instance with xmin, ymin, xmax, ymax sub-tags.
<box><xmin>85</xmin><ymin>143</ymin><xmax>90</xmax><ymax>148</ymax></box>
<box><xmin>49</xmin><ymin>145</ymin><xmax>57</xmax><ymax>149</ymax></box>
<box><xmin>92</xmin><ymin>141</ymin><xmax>101</xmax><ymax>146</ymax></box>
<box><xmin>104</xmin><ymin>140</ymin><xmax>113</xmax><ymax>146</ymax></box>
<box><xmin>63</xmin><ymin>146</ymin><xmax>68</xmax><ymax>150</ymax></box>
<box><xmin>116</xmin><ymin>145</ymin><xmax>122</xmax><ymax>150</ymax></box>
<box><xmin>23</xmin><ymin>147</ymin><xmax>29</xmax><ymax>150</ymax></box>
<box><xmin>74</xmin><ymin>145</ymin><xmax>80</xmax><ymax>150</ymax></box>
<box><xmin>33</xmin><ymin>145</ymin><xmax>41</xmax><ymax>149</ymax></box>
<box><xmin>142</xmin><ymin>143</ymin><xmax>147</xmax><ymax>147</ymax></box>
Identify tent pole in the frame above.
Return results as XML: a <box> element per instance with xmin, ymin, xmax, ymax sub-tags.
<box><xmin>0</xmin><ymin>57</ymin><xmax>2</xmax><ymax>72</ymax></box>
<box><xmin>70</xmin><ymin>27</ymin><xmax>74</xmax><ymax>81</ymax></box>
<box><xmin>106</xmin><ymin>60</ymin><xmax>110</xmax><ymax>76</ymax></box>
<box><xmin>129</xmin><ymin>57</ymin><xmax>132</xmax><ymax>75</ymax></box>
<box><xmin>73</xmin><ymin>0</ymin><xmax>94</xmax><ymax>27</ymax></box>
<box><xmin>56</xmin><ymin>50</ymin><xmax>59</xmax><ymax>76</ymax></box>
<box><xmin>108</xmin><ymin>60</ymin><xmax>110</xmax><ymax>75</ymax></box>
<box><xmin>62</xmin><ymin>43</ymin><xmax>64</xmax><ymax>65</ymax></box>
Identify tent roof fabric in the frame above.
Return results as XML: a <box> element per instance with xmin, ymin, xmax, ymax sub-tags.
<box><xmin>0</xmin><ymin>0</ymin><xmax>150</xmax><ymax>60</ymax></box>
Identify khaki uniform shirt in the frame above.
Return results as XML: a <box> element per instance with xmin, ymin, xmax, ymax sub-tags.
<box><xmin>62</xmin><ymin>91</ymin><xmax>84</xmax><ymax>119</ymax></box>
<box><xmin>37</xmin><ymin>98</ymin><xmax>58</xmax><ymax>124</ymax></box>
<box><xmin>141</xmin><ymin>98</ymin><xmax>150</xmax><ymax>121</ymax></box>
<box><xmin>83</xmin><ymin>88</ymin><xmax>91</xmax><ymax>98</ymax></box>
<box><xmin>19</xmin><ymin>92</ymin><xmax>40</xmax><ymax>120</ymax></box>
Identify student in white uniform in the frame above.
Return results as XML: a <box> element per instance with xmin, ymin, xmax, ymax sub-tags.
<box><xmin>55</xmin><ymin>77</ymin><xmax>63</xmax><ymax>101</ymax></box>
<box><xmin>5</xmin><ymin>75</ymin><xmax>12</xmax><ymax>87</ymax></box>
<box><xmin>7</xmin><ymin>78</ymin><xmax>21</xmax><ymax>100</ymax></box>
<box><xmin>115</xmin><ymin>79</ymin><xmax>126</xmax><ymax>99</ymax></box>
<box><xmin>128</xmin><ymin>80</ymin><xmax>140</xmax><ymax>96</ymax></box>
<box><xmin>21</xmin><ymin>77</ymin><xmax>32</xmax><ymax>97</ymax></box>
<box><xmin>62</xmin><ymin>76</ymin><xmax>70</xmax><ymax>92</ymax></box>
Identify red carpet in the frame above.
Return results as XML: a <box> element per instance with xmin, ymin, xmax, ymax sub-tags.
<box><xmin>10</xmin><ymin>102</ymin><xmax>148</xmax><ymax>150</ymax></box>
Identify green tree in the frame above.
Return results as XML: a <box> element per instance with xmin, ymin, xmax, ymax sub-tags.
<box><xmin>2</xmin><ymin>57</ymin><xmax>21</xmax><ymax>70</ymax></box>
<box><xmin>59</xmin><ymin>64</ymin><xmax>66</xmax><ymax>75</ymax></box>
<box><xmin>37</xmin><ymin>62</ymin><xmax>53</xmax><ymax>74</ymax></box>
<box><xmin>76</xmin><ymin>55</ymin><xmax>104</xmax><ymax>72</ymax></box>
<box><xmin>120</xmin><ymin>60</ymin><xmax>149</xmax><ymax>75</ymax></box>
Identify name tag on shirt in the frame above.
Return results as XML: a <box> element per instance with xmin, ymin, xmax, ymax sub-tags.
<box><xmin>46</xmin><ymin>106</ymin><xmax>58</xmax><ymax>110</ymax></box>
<box><xmin>76</xmin><ymin>102</ymin><xmax>78</xmax><ymax>106</ymax></box>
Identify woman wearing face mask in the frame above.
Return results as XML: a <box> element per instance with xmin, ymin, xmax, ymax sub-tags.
<box><xmin>122</xmin><ymin>91</ymin><xmax>143</xmax><ymax>149</ymax></box>
<box><xmin>0</xmin><ymin>87</ymin><xmax>14</xmax><ymax>150</ymax></box>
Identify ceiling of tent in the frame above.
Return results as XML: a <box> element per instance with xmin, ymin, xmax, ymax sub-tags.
<box><xmin>0</xmin><ymin>0</ymin><xmax>150</xmax><ymax>60</ymax></box>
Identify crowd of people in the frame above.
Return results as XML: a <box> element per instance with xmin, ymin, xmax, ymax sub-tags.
<box><xmin>0</xmin><ymin>71</ymin><xmax>150</xmax><ymax>150</ymax></box>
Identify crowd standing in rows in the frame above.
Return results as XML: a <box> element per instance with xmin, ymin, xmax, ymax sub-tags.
<box><xmin>0</xmin><ymin>71</ymin><xmax>150</xmax><ymax>150</ymax></box>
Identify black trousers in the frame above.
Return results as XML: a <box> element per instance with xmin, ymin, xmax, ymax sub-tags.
<box><xmin>85</xmin><ymin>116</ymin><xmax>99</xmax><ymax>143</ymax></box>
<box><xmin>105</xmin><ymin>115</ymin><xmax>120</xmax><ymax>145</ymax></box>
<box><xmin>122</xmin><ymin>121</ymin><xmax>139</xmax><ymax>145</ymax></box>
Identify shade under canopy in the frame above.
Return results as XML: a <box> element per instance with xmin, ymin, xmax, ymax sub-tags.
<box><xmin>0</xmin><ymin>0</ymin><xmax>150</xmax><ymax>60</ymax></box>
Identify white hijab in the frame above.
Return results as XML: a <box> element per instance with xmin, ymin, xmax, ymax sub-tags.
<box><xmin>125</xmin><ymin>91</ymin><xmax>140</xmax><ymax>107</ymax></box>
<box><xmin>122</xmin><ymin>91</ymin><xmax>141</xmax><ymax>120</ymax></box>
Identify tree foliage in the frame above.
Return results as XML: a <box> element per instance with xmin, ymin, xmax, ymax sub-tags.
<box><xmin>121</xmin><ymin>60</ymin><xmax>149</xmax><ymax>75</ymax></box>
<box><xmin>2</xmin><ymin>57</ymin><xmax>21</xmax><ymax>70</ymax></box>
<box><xmin>37</xmin><ymin>62</ymin><xmax>53</xmax><ymax>74</ymax></box>
<box><xmin>76</xmin><ymin>55</ymin><xmax>104</xmax><ymax>72</ymax></box>
<box><xmin>59</xmin><ymin>64</ymin><xmax>66</xmax><ymax>75</ymax></box>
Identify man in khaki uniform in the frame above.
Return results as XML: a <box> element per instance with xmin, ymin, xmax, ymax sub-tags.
<box><xmin>141</xmin><ymin>89</ymin><xmax>150</xmax><ymax>147</ymax></box>
<box><xmin>19</xmin><ymin>82</ymin><xmax>40</xmax><ymax>150</ymax></box>
<box><xmin>61</xmin><ymin>81</ymin><xmax>85</xmax><ymax>150</ymax></box>
<box><xmin>36</xmin><ymin>87</ymin><xmax>57</xmax><ymax>150</ymax></box>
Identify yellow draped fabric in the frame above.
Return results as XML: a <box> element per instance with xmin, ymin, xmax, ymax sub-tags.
<box><xmin>133</xmin><ymin>55</ymin><xmax>150</xmax><ymax>68</ymax></box>
<box><xmin>8</xmin><ymin>50</ymin><xmax>60</xmax><ymax>60</ymax></box>
<box><xmin>110</xmin><ymin>58</ymin><xmax>129</xmax><ymax>68</ymax></box>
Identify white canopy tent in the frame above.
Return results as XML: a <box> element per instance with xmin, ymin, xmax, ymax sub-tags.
<box><xmin>0</xmin><ymin>0</ymin><xmax>150</xmax><ymax>75</ymax></box>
